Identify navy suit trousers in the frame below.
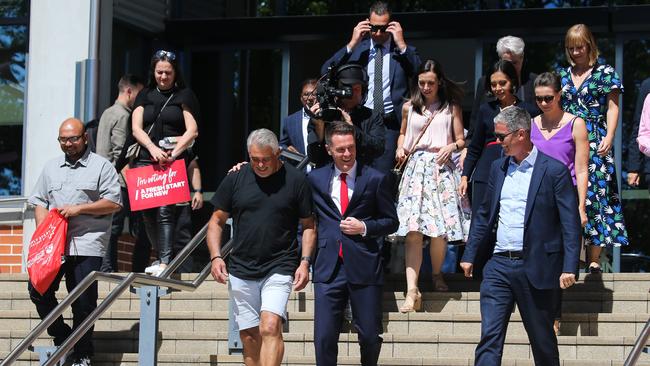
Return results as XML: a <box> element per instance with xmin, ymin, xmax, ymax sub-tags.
<box><xmin>314</xmin><ymin>260</ymin><xmax>383</xmax><ymax>366</ymax></box>
<box><xmin>476</xmin><ymin>255</ymin><xmax>559</xmax><ymax>366</ymax></box>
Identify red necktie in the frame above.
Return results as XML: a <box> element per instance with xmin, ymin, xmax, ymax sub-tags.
<box><xmin>339</xmin><ymin>173</ymin><xmax>348</xmax><ymax>259</ymax></box>
<box><xmin>340</xmin><ymin>173</ymin><xmax>349</xmax><ymax>215</ymax></box>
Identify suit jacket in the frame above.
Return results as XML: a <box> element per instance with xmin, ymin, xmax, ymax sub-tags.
<box><xmin>320</xmin><ymin>38</ymin><xmax>421</xmax><ymax>125</ymax></box>
<box><xmin>462</xmin><ymin>100</ymin><xmax>540</xmax><ymax>183</ymax></box>
<box><xmin>280</xmin><ymin>109</ymin><xmax>306</xmax><ymax>155</ymax></box>
<box><xmin>308</xmin><ymin>163</ymin><xmax>399</xmax><ymax>285</ymax></box>
<box><xmin>468</xmin><ymin>71</ymin><xmax>538</xmax><ymax>138</ymax></box>
<box><xmin>461</xmin><ymin>151</ymin><xmax>581</xmax><ymax>290</ymax></box>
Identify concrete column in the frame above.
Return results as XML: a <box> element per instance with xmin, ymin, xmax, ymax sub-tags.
<box><xmin>23</xmin><ymin>0</ymin><xmax>93</xmax><ymax>195</ymax></box>
<box><xmin>22</xmin><ymin>1</ymin><xmax>113</xmax><ymax>254</ymax></box>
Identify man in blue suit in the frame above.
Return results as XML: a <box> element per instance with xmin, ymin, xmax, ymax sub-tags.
<box><xmin>308</xmin><ymin>122</ymin><xmax>398</xmax><ymax>366</ymax></box>
<box><xmin>320</xmin><ymin>1</ymin><xmax>420</xmax><ymax>173</ymax></box>
<box><xmin>280</xmin><ymin>79</ymin><xmax>317</xmax><ymax>160</ymax></box>
<box><xmin>460</xmin><ymin>107</ymin><xmax>581</xmax><ymax>366</ymax></box>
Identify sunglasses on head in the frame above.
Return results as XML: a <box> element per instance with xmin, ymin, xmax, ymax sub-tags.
<box><xmin>154</xmin><ymin>49</ymin><xmax>176</xmax><ymax>61</ymax></box>
<box><xmin>370</xmin><ymin>24</ymin><xmax>388</xmax><ymax>33</ymax></box>
<box><xmin>535</xmin><ymin>95</ymin><xmax>555</xmax><ymax>103</ymax></box>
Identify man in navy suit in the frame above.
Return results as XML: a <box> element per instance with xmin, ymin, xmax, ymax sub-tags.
<box><xmin>280</xmin><ymin>79</ymin><xmax>317</xmax><ymax>159</ymax></box>
<box><xmin>308</xmin><ymin>122</ymin><xmax>398</xmax><ymax>366</ymax></box>
<box><xmin>321</xmin><ymin>1</ymin><xmax>420</xmax><ymax>173</ymax></box>
<box><xmin>460</xmin><ymin>107</ymin><xmax>581</xmax><ymax>366</ymax></box>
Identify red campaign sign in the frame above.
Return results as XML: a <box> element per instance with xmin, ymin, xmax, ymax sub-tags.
<box><xmin>125</xmin><ymin>159</ymin><xmax>190</xmax><ymax>211</ymax></box>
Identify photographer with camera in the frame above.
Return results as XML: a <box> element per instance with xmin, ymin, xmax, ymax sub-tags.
<box><xmin>321</xmin><ymin>1</ymin><xmax>420</xmax><ymax>174</ymax></box>
<box><xmin>307</xmin><ymin>63</ymin><xmax>386</xmax><ymax>168</ymax></box>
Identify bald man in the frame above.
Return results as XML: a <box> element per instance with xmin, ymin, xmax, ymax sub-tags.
<box><xmin>28</xmin><ymin>118</ymin><xmax>122</xmax><ymax>366</ymax></box>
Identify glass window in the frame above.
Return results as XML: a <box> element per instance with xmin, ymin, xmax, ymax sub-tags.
<box><xmin>0</xmin><ymin>24</ymin><xmax>26</xmax><ymax>195</ymax></box>
<box><xmin>0</xmin><ymin>0</ymin><xmax>28</xmax><ymax>18</ymax></box>
<box><xmin>621</xmin><ymin>38</ymin><xmax>650</xmax><ymax>256</ymax></box>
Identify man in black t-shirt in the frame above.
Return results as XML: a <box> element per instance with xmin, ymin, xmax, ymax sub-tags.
<box><xmin>206</xmin><ymin>129</ymin><xmax>316</xmax><ymax>366</ymax></box>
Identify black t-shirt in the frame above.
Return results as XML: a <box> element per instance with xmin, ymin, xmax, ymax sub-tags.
<box><xmin>210</xmin><ymin>163</ymin><xmax>313</xmax><ymax>279</ymax></box>
<box><xmin>134</xmin><ymin>86</ymin><xmax>200</xmax><ymax>162</ymax></box>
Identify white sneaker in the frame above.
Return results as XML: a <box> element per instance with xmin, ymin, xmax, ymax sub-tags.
<box><xmin>144</xmin><ymin>264</ymin><xmax>164</xmax><ymax>276</ymax></box>
<box><xmin>71</xmin><ymin>356</ymin><xmax>91</xmax><ymax>366</ymax></box>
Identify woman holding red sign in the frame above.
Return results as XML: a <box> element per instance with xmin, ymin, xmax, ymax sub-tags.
<box><xmin>131</xmin><ymin>49</ymin><xmax>199</xmax><ymax>276</ymax></box>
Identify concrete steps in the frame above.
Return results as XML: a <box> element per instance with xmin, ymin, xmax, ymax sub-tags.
<box><xmin>0</xmin><ymin>273</ymin><xmax>649</xmax><ymax>365</ymax></box>
<box><xmin>3</xmin><ymin>331</ymin><xmax>650</xmax><ymax>364</ymax></box>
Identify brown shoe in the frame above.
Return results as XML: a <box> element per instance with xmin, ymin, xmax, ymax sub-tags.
<box><xmin>432</xmin><ymin>273</ymin><xmax>449</xmax><ymax>292</ymax></box>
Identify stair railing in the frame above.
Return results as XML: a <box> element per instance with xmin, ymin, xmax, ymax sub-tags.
<box><xmin>1</xmin><ymin>221</ymin><xmax>232</xmax><ymax>366</ymax></box>
<box><xmin>624</xmin><ymin>317</ymin><xmax>650</xmax><ymax>365</ymax></box>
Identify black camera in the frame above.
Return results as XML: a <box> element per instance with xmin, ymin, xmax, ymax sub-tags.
<box><xmin>310</xmin><ymin>63</ymin><xmax>367</xmax><ymax>122</ymax></box>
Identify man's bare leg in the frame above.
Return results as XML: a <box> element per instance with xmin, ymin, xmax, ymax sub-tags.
<box><xmin>240</xmin><ymin>327</ymin><xmax>262</xmax><ymax>366</ymax></box>
<box><xmin>259</xmin><ymin>311</ymin><xmax>284</xmax><ymax>366</ymax></box>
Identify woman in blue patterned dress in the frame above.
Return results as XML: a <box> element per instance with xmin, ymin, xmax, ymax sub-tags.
<box><xmin>558</xmin><ymin>24</ymin><xmax>629</xmax><ymax>273</ymax></box>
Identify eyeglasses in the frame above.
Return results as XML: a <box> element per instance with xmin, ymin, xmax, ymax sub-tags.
<box><xmin>57</xmin><ymin>135</ymin><xmax>84</xmax><ymax>144</ymax></box>
<box><xmin>154</xmin><ymin>49</ymin><xmax>176</xmax><ymax>61</ymax></box>
<box><xmin>494</xmin><ymin>130</ymin><xmax>518</xmax><ymax>141</ymax></box>
<box><xmin>370</xmin><ymin>24</ymin><xmax>388</xmax><ymax>33</ymax></box>
<box><xmin>535</xmin><ymin>95</ymin><xmax>555</xmax><ymax>103</ymax></box>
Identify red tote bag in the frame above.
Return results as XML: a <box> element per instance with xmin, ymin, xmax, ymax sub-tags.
<box><xmin>27</xmin><ymin>209</ymin><xmax>68</xmax><ymax>295</ymax></box>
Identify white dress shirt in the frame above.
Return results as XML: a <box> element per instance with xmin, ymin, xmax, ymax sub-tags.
<box><xmin>329</xmin><ymin>162</ymin><xmax>367</xmax><ymax>236</ymax></box>
<box><xmin>301</xmin><ymin>109</ymin><xmax>311</xmax><ymax>172</ymax></box>
<box><xmin>495</xmin><ymin>146</ymin><xmax>538</xmax><ymax>253</ymax></box>
<box><xmin>330</xmin><ymin>162</ymin><xmax>357</xmax><ymax>214</ymax></box>
<box><xmin>364</xmin><ymin>38</ymin><xmax>393</xmax><ymax>115</ymax></box>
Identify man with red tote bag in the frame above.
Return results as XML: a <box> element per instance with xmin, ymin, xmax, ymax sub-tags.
<box><xmin>28</xmin><ymin>118</ymin><xmax>121</xmax><ymax>366</ymax></box>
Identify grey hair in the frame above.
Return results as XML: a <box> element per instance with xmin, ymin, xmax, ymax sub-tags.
<box><xmin>247</xmin><ymin>128</ymin><xmax>279</xmax><ymax>153</ymax></box>
<box><xmin>494</xmin><ymin>106</ymin><xmax>531</xmax><ymax>132</ymax></box>
<box><xmin>496</xmin><ymin>36</ymin><xmax>525</xmax><ymax>57</ymax></box>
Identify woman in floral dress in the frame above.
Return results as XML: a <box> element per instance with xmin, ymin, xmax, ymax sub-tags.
<box><xmin>394</xmin><ymin>59</ymin><xmax>469</xmax><ymax>311</ymax></box>
<box><xmin>559</xmin><ymin>24</ymin><xmax>629</xmax><ymax>273</ymax></box>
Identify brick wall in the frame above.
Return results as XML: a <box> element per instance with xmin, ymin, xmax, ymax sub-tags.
<box><xmin>0</xmin><ymin>225</ymin><xmax>24</xmax><ymax>273</ymax></box>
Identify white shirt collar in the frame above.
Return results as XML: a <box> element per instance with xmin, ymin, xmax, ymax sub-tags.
<box><xmin>370</xmin><ymin>38</ymin><xmax>391</xmax><ymax>52</ymax></box>
<box><xmin>334</xmin><ymin>161</ymin><xmax>358</xmax><ymax>180</ymax></box>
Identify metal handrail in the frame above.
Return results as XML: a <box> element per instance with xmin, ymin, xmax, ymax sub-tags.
<box><xmin>0</xmin><ymin>197</ymin><xmax>28</xmax><ymax>204</ymax></box>
<box><xmin>624</xmin><ymin>317</ymin><xmax>650</xmax><ymax>365</ymax></box>
<box><xmin>1</xmin><ymin>221</ymin><xmax>232</xmax><ymax>366</ymax></box>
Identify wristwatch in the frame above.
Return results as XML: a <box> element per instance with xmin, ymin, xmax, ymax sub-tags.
<box><xmin>300</xmin><ymin>256</ymin><xmax>312</xmax><ymax>264</ymax></box>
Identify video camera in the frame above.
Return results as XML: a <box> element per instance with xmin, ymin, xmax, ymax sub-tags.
<box><xmin>309</xmin><ymin>63</ymin><xmax>367</xmax><ymax>122</ymax></box>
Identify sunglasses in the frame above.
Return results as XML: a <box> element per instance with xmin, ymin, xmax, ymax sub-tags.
<box><xmin>370</xmin><ymin>24</ymin><xmax>389</xmax><ymax>33</ymax></box>
<box><xmin>154</xmin><ymin>49</ymin><xmax>176</xmax><ymax>61</ymax></box>
<box><xmin>494</xmin><ymin>130</ymin><xmax>518</xmax><ymax>141</ymax></box>
<box><xmin>535</xmin><ymin>95</ymin><xmax>555</xmax><ymax>103</ymax></box>
<box><xmin>57</xmin><ymin>135</ymin><xmax>84</xmax><ymax>144</ymax></box>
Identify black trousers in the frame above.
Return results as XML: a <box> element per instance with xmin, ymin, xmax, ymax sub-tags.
<box><xmin>28</xmin><ymin>256</ymin><xmax>102</xmax><ymax>357</ymax></box>
<box><xmin>101</xmin><ymin>187</ymin><xmax>129</xmax><ymax>272</ymax></box>
<box><xmin>141</xmin><ymin>204</ymin><xmax>177</xmax><ymax>265</ymax></box>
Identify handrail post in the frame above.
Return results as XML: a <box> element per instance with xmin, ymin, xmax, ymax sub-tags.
<box><xmin>137</xmin><ymin>285</ymin><xmax>164</xmax><ymax>366</ymax></box>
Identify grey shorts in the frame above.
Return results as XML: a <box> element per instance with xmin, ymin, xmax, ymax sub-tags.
<box><xmin>228</xmin><ymin>272</ymin><xmax>293</xmax><ymax>331</ymax></box>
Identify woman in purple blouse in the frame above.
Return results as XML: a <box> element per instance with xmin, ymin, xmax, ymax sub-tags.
<box><xmin>531</xmin><ymin>71</ymin><xmax>589</xmax><ymax>335</ymax></box>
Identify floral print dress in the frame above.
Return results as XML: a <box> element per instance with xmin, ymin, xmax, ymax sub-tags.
<box><xmin>559</xmin><ymin>64</ymin><xmax>629</xmax><ymax>246</ymax></box>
